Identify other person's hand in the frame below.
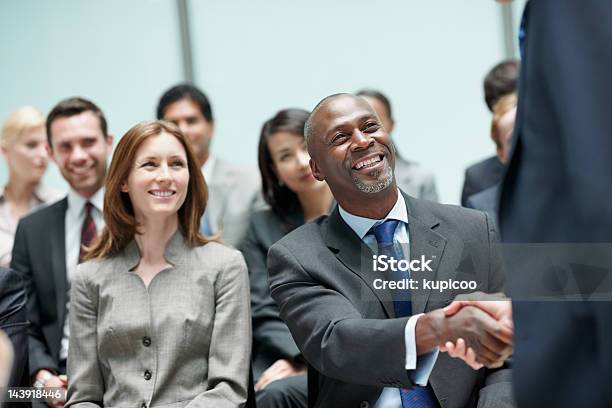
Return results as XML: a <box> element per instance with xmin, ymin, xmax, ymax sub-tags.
<box><xmin>255</xmin><ymin>359</ymin><xmax>306</xmax><ymax>391</ymax></box>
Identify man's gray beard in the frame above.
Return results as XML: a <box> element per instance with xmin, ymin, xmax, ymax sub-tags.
<box><xmin>352</xmin><ymin>166</ymin><xmax>394</xmax><ymax>194</ymax></box>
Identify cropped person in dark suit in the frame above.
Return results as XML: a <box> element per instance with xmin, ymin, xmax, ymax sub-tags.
<box><xmin>466</xmin><ymin>94</ymin><xmax>517</xmax><ymax>218</ymax></box>
<box><xmin>157</xmin><ymin>84</ymin><xmax>263</xmax><ymax>247</ymax></box>
<box><xmin>11</xmin><ymin>97</ymin><xmax>112</xmax><ymax>407</ymax></box>
<box><xmin>461</xmin><ymin>60</ymin><xmax>519</xmax><ymax>206</ymax></box>
<box><xmin>268</xmin><ymin>94</ymin><xmax>514</xmax><ymax>408</ymax></box>
<box><xmin>240</xmin><ymin>109</ymin><xmax>333</xmax><ymax>408</ymax></box>
<box><xmin>0</xmin><ymin>267</ymin><xmax>28</xmax><ymax>388</ymax></box>
<box><xmin>498</xmin><ymin>1</ymin><xmax>612</xmax><ymax>406</ymax></box>
<box><xmin>356</xmin><ymin>89</ymin><xmax>438</xmax><ymax>202</ymax></box>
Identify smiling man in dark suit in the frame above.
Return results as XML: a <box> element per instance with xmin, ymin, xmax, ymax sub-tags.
<box><xmin>11</xmin><ymin>97</ymin><xmax>112</xmax><ymax>407</ymax></box>
<box><xmin>268</xmin><ymin>94</ymin><xmax>515</xmax><ymax>408</ymax></box>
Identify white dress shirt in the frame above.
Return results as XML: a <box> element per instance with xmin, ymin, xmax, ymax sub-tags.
<box><xmin>59</xmin><ymin>188</ymin><xmax>104</xmax><ymax>361</ymax></box>
<box><xmin>338</xmin><ymin>190</ymin><xmax>439</xmax><ymax>408</ymax></box>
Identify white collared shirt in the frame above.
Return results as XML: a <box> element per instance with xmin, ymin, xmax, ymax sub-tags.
<box><xmin>60</xmin><ymin>188</ymin><xmax>104</xmax><ymax>361</ymax></box>
<box><xmin>202</xmin><ymin>155</ymin><xmax>216</xmax><ymax>185</ymax></box>
<box><xmin>338</xmin><ymin>189</ymin><xmax>439</xmax><ymax>407</ymax></box>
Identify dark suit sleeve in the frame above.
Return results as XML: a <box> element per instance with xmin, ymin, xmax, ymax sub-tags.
<box><xmin>461</xmin><ymin>169</ymin><xmax>476</xmax><ymax>207</ymax></box>
<box><xmin>477</xmin><ymin>212</ymin><xmax>515</xmax><ymax>408</ymax></box>
<box><xmin>0</xmin><ymin>268</ymin><xmax>29</xmax><ymax>387</ymax></box>
<box><xmin>11</xmin><ymin>221</ymin><xmax>58</xmax><ymax>376</ymax></box>
<box><xmin>240</xmin><ymin>221</ymin><xmax>301</xmax><ymax>364</ymax></box>
<box><xmin>268</xmin><ymin>242</ymin><xmax>413</xmax><ymax>388</ymax></box>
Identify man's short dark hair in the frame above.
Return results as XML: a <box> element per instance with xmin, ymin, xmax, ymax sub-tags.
<box><xmin>484</xmin><ymin>60</ymin><xmax>520</xmax><ymax>111</ymax></box>
<box><xmin>156</xmin><ymin>84</ymin><xmax>214</xmax><ymax>123</ymax></box>
<box><xmin>46</xmin><ymin>97</ymin><xmax>108</xmax><ymax>146</ymax></box>
<box><xmin>356</xmin><ymin>89</ymin><xmax>393</xmax><ymax>122</ymax></box>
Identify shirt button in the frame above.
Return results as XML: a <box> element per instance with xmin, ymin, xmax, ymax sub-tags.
<box><xmin>142</xmin><ymin>336</ymin><xmax>151</xmax><ymax>347</ymax></box>
<box><xmin>144</xmin><ymin>370</ymin><xmax>152</xmax><ymax>380</ymax></box>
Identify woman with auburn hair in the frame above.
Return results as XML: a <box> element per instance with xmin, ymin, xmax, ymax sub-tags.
<box><xmin>65</xmin><ymin>120</ymin><xmax>251</xmax><ymax>408</ymax></box>
<box><xmin>239</xmin><ymin>109</ymin><xmax>333</xmax><ymax>408</ymax></box>
<box><xmin>0</xmin><ymin>106</ymin><xmax>61</xmax><ymax>267</ymax></box>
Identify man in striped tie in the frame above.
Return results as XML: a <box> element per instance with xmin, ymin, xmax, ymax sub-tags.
<box><xmin>268</xmin><ymin>93</ymin><xmax>515</xmax><ymax>408</ymax></box>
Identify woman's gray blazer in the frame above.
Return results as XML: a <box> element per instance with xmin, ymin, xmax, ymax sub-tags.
<box><xmin>65</xmin><ymin>232</ymin><xmax>252</xmax><ymax>408</ymax></box>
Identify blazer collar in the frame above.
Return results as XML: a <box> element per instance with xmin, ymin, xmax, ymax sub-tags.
<box><xmin>122</xmin><ymin>230</ymin><xmax>188</xmax><ymax>271</ymax></box>
<box><xmin>322</xmin><ymin>191</ymin><xmax>447</xmax><ymax>316</ymax></box>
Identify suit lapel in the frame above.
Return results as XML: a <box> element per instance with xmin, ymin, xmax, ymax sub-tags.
<box><xmin>404</xmin><ymin>193</ymin><xmax>447</xmax><ymax>314</ymax></box>
<box><xmin>50</xmin><ymin>199</ymin><xmax>68</xmax><ymax>325</ymax></box>
<box><xmin>323</xmin><ymin>208</ymin><xmax>396</xmax><ymax>318</ymax></box>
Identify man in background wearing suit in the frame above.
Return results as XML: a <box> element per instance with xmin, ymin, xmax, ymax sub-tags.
<box><xmin>498</xmin><ymin>0</ymin><xmax>612</xmax><ymax>406</ymax></box>
<box><xmin>268</xmin><ymin>93</ymin><xmax>514</xmax><ymax>408</ymax></box>
<box><xmin>157</xmin><ymin>84</ymin><xmax>262</xmax><ymax>247</ymax></box>
<box><xmin>461</xmin><ymin>60</ymin><xmax>519</xmax><ymax>206</ymax></box>
<box><xmin>11</xmin><ymin>97</ymin><xmax>112</xmax><ymax>407</ymax></box>
<box><xmin>356</xmin><ymin>89</ymin><xmax>439</xmax><ymax>202</ymax></box>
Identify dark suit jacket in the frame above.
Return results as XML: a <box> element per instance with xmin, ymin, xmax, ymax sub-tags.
<box><xmin>11</xmin><ymin>198</ymin><xmax>68</xmax><ymax>376</ymax></box>
<box><xmin>239</xmin><ymin>209</ymin><xmax>303</xmax><ymax>379</ymax></box>
<box><xmin>0</xmin><ymin>267</ymin><xmax>29</xmax><ymax>388</ymax></box>
<box><xmin>499</xmin><ymin>1</ymin><xmax>612</xmax><ymax>407</ymax></box>
<box><xmin>268</xmin><ymin>192</ymin><xmax>513</xmax><ymax>408</ymax></box>
<box><xmin>461</xmin><ymin>156</ymin><xmax>504</xmax><ymax>206</ymax></box>
<box><xmin>465</xmin><ymin>185</ymin><xmax>499</xmax><ymax>220</ymax></box>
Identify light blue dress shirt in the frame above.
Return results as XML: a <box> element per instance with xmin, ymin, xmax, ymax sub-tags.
<box><xmin>338</xmin><ymin>190</ymin><xmax>439</xmax><ymax>408</ymax></box>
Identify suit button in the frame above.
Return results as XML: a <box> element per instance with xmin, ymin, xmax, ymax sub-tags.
<box><xmin>142</xmin><ymin>336</ymin><xmax>151</xmax><ymax>347</ymax></box>
<box><xmin>359</xmin><ymin>402</ymin><xmax>369</xmax><ymax>408</ymax></box>
<box><xmin>144</xmin><ymin>370</ymin><xmax>152</xmax><ymax>380</ymax></box>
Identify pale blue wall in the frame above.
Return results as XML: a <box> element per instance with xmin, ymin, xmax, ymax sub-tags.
<box><xmin>0</xmin><ymin>0</ymin><xmax>516</xmax><ymax>204</ymax></box>
<box><xmin>0</xmin><ymin>0</ymin><xmax>183</xmax><ymax>192</ymax></box>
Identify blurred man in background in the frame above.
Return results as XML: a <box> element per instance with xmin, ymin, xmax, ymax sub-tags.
<box><xmin>461</xmin><ymin>60</ymin><xmax>519</xmax><ymax>206</ymax></box>
<box><xmin>157</xmin><ymin>84</ymin><xmax>262</xmax><ymax>247</ymax></box>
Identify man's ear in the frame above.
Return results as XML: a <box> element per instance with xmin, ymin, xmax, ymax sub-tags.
<box><xmin>310</xmin><ymin>159</ymin><xmax>325</xmax><ymax>181</ymax></box>
<box><xmin>105</xmin><ymin>134</ymin><xmax>114</xmax><ymax>152</ymax></box>
<box><xmin>46</xmin><ymin>144</ymin><xmax>56</xmax><ymax>163</ymax></box>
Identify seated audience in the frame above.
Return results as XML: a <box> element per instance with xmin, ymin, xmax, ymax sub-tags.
<box><xmin>0</xmin><ymin>106</ymin><xmax>61</xmax><ymax>267</ymax></box>
<box><xmin>466</xmin><ymin>94</ymin><xmax>517</xmax><ymax>217</ymax></box>
<box><xmin>356</xmin><ymin>89</ymin><xmax>439</xmax><ymax>201</ymax></box>
<box><xmin>11</xmin><ymin>97</ymin><xmax>112</xmax><ymax>407</ymax></box>
<box><xmin>0</xmin><ymin>267</ymin><xmax>28</xmax><ymax>388</ymax></box>
<box><xmin>65</xmin><ymin>120</ymin><xmax>251</xmax><ymax>407</ymax></box>
<box><xmin>157</xmin><ymin>84</ymin><xmax>263</xmax><ymax>247</ymax></box>
<box><xmin>461</xmin><ymin>60</ymin><xmax>519</xmax><ymax>205</ymax></box>
<box><xmin>240</xmin><ymin>109</ymin><xmax>333</xmax><ymax>408</ymax></box>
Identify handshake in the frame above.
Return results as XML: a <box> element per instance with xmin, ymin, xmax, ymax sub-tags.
<box><xmin>416</xmin><ymin>292</ymin><xmax>513</xmax><ymax>370</ymax></box>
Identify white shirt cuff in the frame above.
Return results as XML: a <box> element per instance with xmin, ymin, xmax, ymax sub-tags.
<box><xmin>405</xmin><ymin>313</ymin><xmax>439</xmax><ymax>386</ymax></box>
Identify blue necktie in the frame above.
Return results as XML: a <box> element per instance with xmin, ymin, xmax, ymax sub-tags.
<box><xmin>371</xmin><ymin>220</ymin><xmax>439</xmax><ymax>408</ymax></box>
<box><xmin>200</xmin><ymin>209</ymin><xmax>213</xmax><ymax>236</ymax></box>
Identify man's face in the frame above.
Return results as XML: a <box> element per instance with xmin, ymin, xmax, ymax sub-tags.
<box><xmin>162</xmin><ymin>98</ymin><xmax>213</xmax><ymax>166</ymax></box>
<box><xmin>49</xmin><ymin>111</ymin><xmax>113</xmax><ymax>198</ymax></box>
<box><xmin>309</xmin><ymin>95</ymin><xmax>395</xmax><ymax>201</ymax></box>
<box><xmin>360</xmin><ymin>96</ymin><xmax>394</xmax><ymax>134</ymax></box>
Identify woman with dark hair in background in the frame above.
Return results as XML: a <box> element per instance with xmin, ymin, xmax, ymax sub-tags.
<box><xmin>240</xmin><ymin>109</ymin><xmax>333</xmax><ymax>408</ymax></box>
<box><xmin>65</xmin><ymin>120</ymin><xmax>251</xmax><ymax>408</ymax></box>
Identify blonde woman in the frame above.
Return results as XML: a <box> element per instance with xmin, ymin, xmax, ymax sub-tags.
<box><xmin>0</xmin><ymin>107</ymin><xmax>61</xmax><ymax>267</ymax></box>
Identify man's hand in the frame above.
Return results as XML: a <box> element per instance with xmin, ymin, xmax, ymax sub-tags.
<box><xmin>255</xmin><ymin>359</ymin><xmax>306</xmax><ymax>391</ymax></box>
<box><xmin>440</xmin><ymin>292</ymin><xmax>513</xmax><ymax>369</ymax></box>
<box><xmin>444</xmin><ymin>292</ymin><xmax>513</xmax><ymax>328</ymax></box>
<box><xmin>34</xmin><ymin>369</ymin><xmax>67</xmax><ymax>407</ymax></box>
<box><xmin>417</xmin><ymin>305</ymin><xmax>512</xmax><ymax>368</ymax></box>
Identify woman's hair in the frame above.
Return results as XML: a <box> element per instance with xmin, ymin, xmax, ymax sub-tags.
<box><xmin>257</xmin><ymin>108</ymin><xmax>310</xmax><ymax>221</ymax></box>
<box><xmin>0</xmin><ymin>106</ymin><xmax>45</xmax><ymax>149</ymax></box>
<box><xmin>85</xmin><ymin>120</ymin><xmax>209</xmax><ymax>260</ymax></box>
<box><xmin>490</xmin><ymin>93</ymin><xmax>518</xmax><ymax>149</ymax></box>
